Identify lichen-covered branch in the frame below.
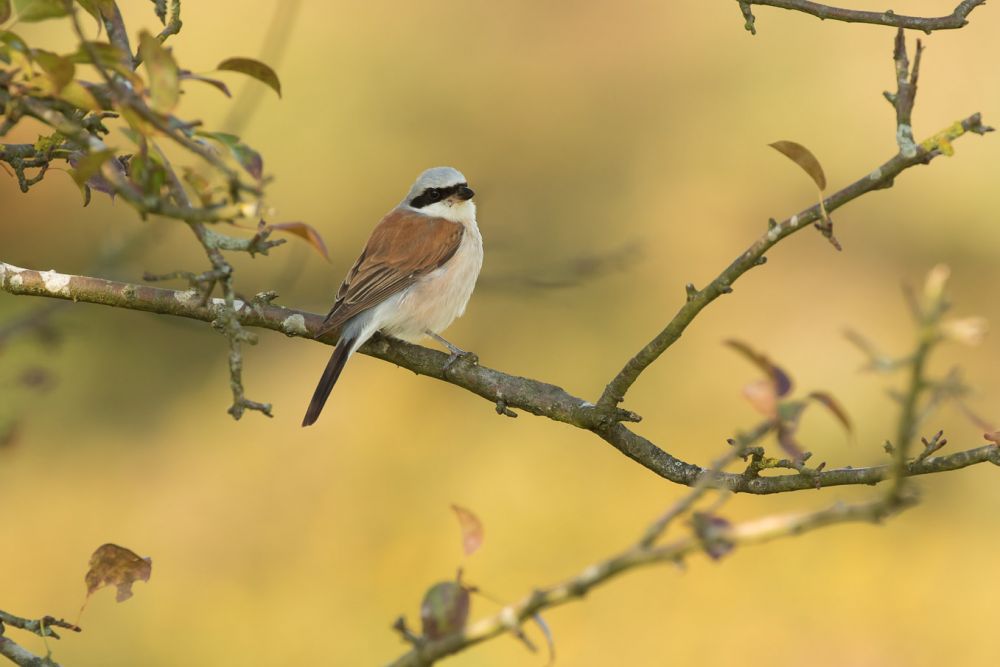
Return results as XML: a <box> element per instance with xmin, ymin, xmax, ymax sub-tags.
<box><xmin>4</xmin><ymin>261</ymin><xmax>999</xmax><ymax>493</ymax></box>
<box><xmin>737</xmin><ymin>0</ymin><xmax>987</xmax><ymax>35</ymax></box>
<box><xmin>0</xmin><ymin>609</ymin><xmax>79</xmax><ymax>667</ymax></box>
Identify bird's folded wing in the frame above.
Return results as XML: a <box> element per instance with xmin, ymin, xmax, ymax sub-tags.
<box><xmin>318</xmin><ymin>209</ymin><xmax>465</xmax><ymax>335</ymax></box>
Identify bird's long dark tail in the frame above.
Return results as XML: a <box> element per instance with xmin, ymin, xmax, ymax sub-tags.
<box><xmin>302</xmin><ymin>335</ymin><xmax>356</xmax><ymax>427</ymax></box>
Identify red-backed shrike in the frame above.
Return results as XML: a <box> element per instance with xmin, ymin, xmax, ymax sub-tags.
<box><xmin>302</xmin><ymin>167</ymin><xmax>483</xmax><ymax>426</ymax></box>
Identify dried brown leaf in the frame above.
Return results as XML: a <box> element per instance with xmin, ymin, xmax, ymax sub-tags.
<box><xmin>450</xmin><ymin>503</ymin><xmax>484</xmax><ymax>556</ymax></box>
<box><xmin>84</xmin><ymin>543</ymin><xmax>152</xmax><ymax>603</ymax></box>
<box><xmin>769</xmin><ymin>140</ymin><xmax>827</xmax><ymax>190</ymax></box>
<box><xmin>266</xmin><ymin>222</ymin><xmax>330</xmax><ymax>262</ymax></box>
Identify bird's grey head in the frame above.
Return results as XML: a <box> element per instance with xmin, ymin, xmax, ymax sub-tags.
<box><xmin>405</xmin><ymin>166</ymin><xmax>475</xmax><ymax>210</ymax></box>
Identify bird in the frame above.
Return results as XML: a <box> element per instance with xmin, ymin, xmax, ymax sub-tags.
<box><xmin>301</xmin><ymin>166</ymin><xmax>483</xmax><ymax>427</ymax></box>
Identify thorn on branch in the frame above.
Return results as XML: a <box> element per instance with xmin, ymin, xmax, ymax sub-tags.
<box><xmin>914</xmin><ymin>429</ymin><xmax>947</xmax><ymax>462</ymax></box>
<box><xmin>685</xmin><ymin>283</ymin><xmax>698</xmax><ymax>302</ymax></box>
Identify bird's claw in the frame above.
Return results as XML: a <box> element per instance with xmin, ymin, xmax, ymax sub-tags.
<box><xmin>443</xmin><ymin>349</ymin><xmax>479</xmax><ymax>374</ymax></box>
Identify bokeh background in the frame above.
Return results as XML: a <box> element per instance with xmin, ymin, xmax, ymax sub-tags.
<box><xmin>2</xmin><ymin>1</ymin><xmax>999</xmax><ymax>665</ymax></box>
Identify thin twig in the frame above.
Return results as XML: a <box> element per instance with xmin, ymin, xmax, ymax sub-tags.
<box><xmin>737</xmin><ymin>1</ymin><xmax>987</xmax><ymax>34</ymax></box>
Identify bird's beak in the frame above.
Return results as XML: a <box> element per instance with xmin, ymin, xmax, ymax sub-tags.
<box><xmin>456</xmin><ymin>186</ymin><xmax>475</xmax><ymax>201</ymax></box>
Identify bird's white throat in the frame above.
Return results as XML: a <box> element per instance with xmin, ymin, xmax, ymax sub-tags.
<box><xmin>417</xmin><ymin>199</ymin><xmax>477</xmax><ymax>226</ymax></box>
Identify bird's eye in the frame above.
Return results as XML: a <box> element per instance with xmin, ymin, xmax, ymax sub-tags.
<box><xmin>427</xmin><ymin>189</ymin><xmax>440</xmax><ymax>201</ymax></box>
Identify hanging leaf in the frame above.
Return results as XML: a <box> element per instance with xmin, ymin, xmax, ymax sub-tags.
<box><xmin>0</xmin><ymin>0</ymin><xmax>12</xmax><ymax>23</ymax></box>
<box><xmin>725</xmin><ymin>339</ymin><xmax>793</xmax><ymax>397</ymax></box>
<box><xmin>138</xmin><ymin>30</ymin><xmax>179</xmax><ymax>113</ymax></box>
<box><xmin>806</xmin><ymin>391</ymin><xmax>853</xmax><ymax>434</ymax></box>
<box><xmin>420</xmin><ymin>580</ymin><xmax>470</xmax><ymax>640</ymax></box>
<box><xmin>12</xmin><ymin>0</ymin><xmax>68</xmax><ymax>22</ymax></box>
<box><xmin>83</xmin><ymin>543</ymin><xmax>152</xmax><ymax>604</ymax></box>
<box><xmin>263</xmin><ymin>222</ymin><xmax>330</xmax><ymax>261</ymax></box>
<box><xmin>181</xmin><ymin>71</ymin><xmax>232</xmax><ymax>97</ymax></box>
<box><xmin>450</xmin><ymin>504</ymin><xmax>484</xmax><ymax>556</ymax></box>
<box><xmin>216</xmin><ymin>56</ymin><xmax>282</xmax><ymax>98</ymax></box>
<box><xmin>769</xmin><ymin>140</ymin><xmax>827</xmax><ymax>190</ymax></box>
<box><xmin>776</xmin><ymin>400</ymin><xmax>808</xmax><ymax>460</ymax></box>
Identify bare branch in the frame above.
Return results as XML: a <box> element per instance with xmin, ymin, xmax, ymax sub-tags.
<box><xmin>387</xmin><ymin>494</ymin><xmax>917</xmax><ymax>666</ymax></box>
<box><xmin>596</xmin><ymin>113</ymin><xmax>991</xmax><ymax>412</ymax></box>
<box><xmin>737</xmin><ymin>1</ymin><xmax>987</xmax><ymax>34</ymax></box>
<box><xmin>4</xmin><ymin>261</ymin><xmax>999</xmax><ymax>493</ymax></box>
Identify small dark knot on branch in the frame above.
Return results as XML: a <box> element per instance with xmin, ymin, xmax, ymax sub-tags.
<box><xmin>685</xmin><ymin>283</ymin><xmax>698</xmax><ymax>302</ymax></box>
<box><xmin>495</xmin><ymin>399</ymin><xmax>517</xmax><ymax>418</ymax></box>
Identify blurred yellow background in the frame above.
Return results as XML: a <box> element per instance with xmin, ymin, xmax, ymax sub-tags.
<box><xmin>2</xmin><ymin>1</ymin><xmax>999</xmax><ymax>665</ymax></box>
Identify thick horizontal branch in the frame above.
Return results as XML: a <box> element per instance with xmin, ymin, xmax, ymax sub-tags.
<box><xmin>387</xmin><ymin>494</ymin><xmax>916</xmax><ymax>666</ymax></box>
<box><xmin>599</xmin><ymin>423</ymin><xmax>1000</xmax><ymax>494</ymax></box>
<box><xmin>3</xmin><ymin>261</ymin><xmax>998</xmax><ymax>494</ymax></box>
<box><xmin>739</xmin><ymin>0</ymin><xmax>987</xmax><ymax>33</ymax></box>
<box><xmin>597</xmin><ymin>112</ymin><xmax>991</xmax><ymax>410</ymax></box>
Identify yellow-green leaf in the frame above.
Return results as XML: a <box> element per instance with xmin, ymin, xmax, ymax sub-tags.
<box><xmin>769</xmin><ymin>140</ymin><xmax>827</xmax><ymax>191</ymax></box>
<box><xmin>138</xmin><ymin>30</ymin><xmax>179</xmax><ymax>113</ymax></box>
<box><xmin>70</xmin><ymin>149</ymin><xmax>114</xmax><ymax>187</ymax></box>
<box><xmin>217</xmin><ymin>56</ymin><xmax>282</xmax><ymax>98</ymax></box>
<box><xmin>13</xmin><ymin>0</ymin><xmax>68</xmax><ymax>22</ymax></box>
<box><xmin>60</xmin><ymin>80</ymin><xmax>102</xmax><ymax>111</ymax></box>
<box><xmin>32</xmin><ymin>49</ymin><xmax>75</xmax><ymax>93</ymax></box>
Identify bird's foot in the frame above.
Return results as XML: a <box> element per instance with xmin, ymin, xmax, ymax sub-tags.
<box><xmin>428</xmin><ymin>331</ymin><xmax>478</xmax><ymax>373</ymax></box>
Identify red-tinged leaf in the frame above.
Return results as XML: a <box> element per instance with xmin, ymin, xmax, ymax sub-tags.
<box><xmin>420</xmin><ymin>580</ymin><xmax>470</xmax><ymax>640</ymax></box>
<box><xmin>181</xmin><ymin>71</ymin><xmax>232</xmax><ymax>97</ymax></box>
<box><xmin>776</xmin><ymin>423</ymin><xmax>806</xmax><ymax>461</ymax></box>
<box><xmin>741</xmin><ymin>378</ymin><xmax>777</xmax><ymax>418</ymax></box>
<box><xmin>138</xmin><ymin>30</ymin><xmax>179</xmax><ymax>113</ymax></box>
<box><xmin>266</xmin><ymin>222</ymin><xmax>330</xmax><ymax>262</ymax></box>
<box><xmin>84</xmin><ymin>543</ymin><xmax>152</xmax><ymax>604</ymax></box>
<box><xmin>217</xmin><ymin>56</ymin><xmax>282</xmax><ymax>98</ymax></box>
<box><xmin>450</xmin><ymin>504</ymin><xmax>484</xmax><ymax>556</ymax></box>
<box><xmin>807</xmin><ymin>391</ymin><xmax>853</xmax><ymax>434</ymax></box>
<box><xmin>725</xmin><ymin>339</ymin><xmax>793</xmax><ymax>397</ymax></box>
<box><xmin>12</xmin><ymin>0</ymin><xmax>68</xmax><ymax>22</ymax></box>
<box><xmin>769</xmin><ymin>140</ymin><xmax>827</xmax><ymax>190</ymax></box>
